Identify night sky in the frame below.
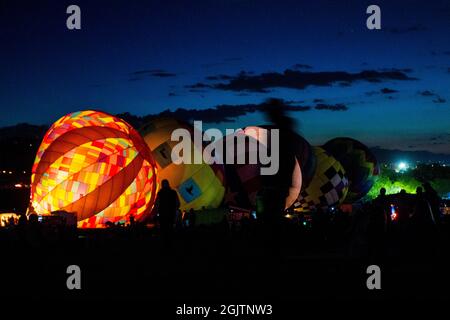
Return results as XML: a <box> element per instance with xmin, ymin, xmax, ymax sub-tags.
<box><xmin>1</xmin><ymin>0</ymin><xmax>449</xmax><ymax>153</ymax></box>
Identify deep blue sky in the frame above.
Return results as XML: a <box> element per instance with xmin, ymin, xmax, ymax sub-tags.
<box><xmin>1</xmin><ymin>0</ymin><xmax>449</xmax><ymax>153</ymax></box>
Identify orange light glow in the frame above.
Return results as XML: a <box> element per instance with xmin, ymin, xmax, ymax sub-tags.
<box><xmin>31</xmin><ymin>110</ymin><xmax>158</xmax><ymax>228</ymax></box>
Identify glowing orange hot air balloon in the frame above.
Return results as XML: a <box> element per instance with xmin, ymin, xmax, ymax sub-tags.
<box><xmin>30</xmin><ymin>110</ymin><xmax>158</xmax><ymax>228</ymax></box>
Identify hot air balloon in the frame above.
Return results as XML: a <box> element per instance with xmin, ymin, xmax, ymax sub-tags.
<box><xmin>293</xmin><ymin>147</ymin><xmax>349</xmax><ymax>212</ymax></box>
<box><xmin>255</xmin><ymin>124</ymin><xmax>316</xmax><ymax>187</ymax></box>
<box><xmin>322</xmin><ymin>137</ymin><xmax>379</xmax><ymax>202</ymax></box>
<box><xmin>140</xmin><ymin>118</ymin><xmax>225</xmax><ymax>211</ymax></box>
<box><xmin>218</xmin><ymin>126</ymin><xmax>307</xmax><ymax>209</ymax></box>
<box><xmin>31</xmin><ymin>110</ymin><xmax>158</xmax><ymax>228</ymax></box>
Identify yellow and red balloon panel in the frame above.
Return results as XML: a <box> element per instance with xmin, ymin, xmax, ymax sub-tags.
<box><xmin>31</xmin><ymin>110</ymin><xmax>158</xmax><ymax>228</ymax></box>
<box><xmin>140</xmin><ymin>118</ymin><xmax>226</xmax><ymax>211</ymax></box>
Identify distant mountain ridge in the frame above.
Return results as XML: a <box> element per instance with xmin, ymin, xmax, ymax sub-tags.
<box><xmin>0</xmin><ymin>123</ymin><xmax>48</xmax><ymax>141</ymax></box>
<box><xmin>0</xmin><ymin>122</ymin><xmax>448</xmax><ymax>164</ymax></box>
<box><xmin>370</xmin><ymin>146</ymin><xmax>450</xmax><ymax>164</ymax></box>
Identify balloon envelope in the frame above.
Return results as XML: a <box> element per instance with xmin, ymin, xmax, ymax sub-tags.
<box><xmin>31</xmin><ymin>110</ymin><xmax>158</xmax><ymax>228</ymax></box>
<box><xmin>218</xmin><ymin>126</ymin><xmax>303</xmax><ymax>209</ymax></box>
<box><xmin>293</xmin><ymin>147</ymin><xmax>349</xmax><ymax>212</ymax></box>
<box><xmin>140</xmin><ymin>118</ymin><xmax>225</xmax><ymax>211</ymax></box>
<box><xmin>323</xmin><ymin>137</ymin><xmax>379</xmax><ymax>202</ymax></box>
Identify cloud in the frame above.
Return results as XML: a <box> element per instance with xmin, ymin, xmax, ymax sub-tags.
<box><xmin>427</xmin><ymin>133</ymin><xmax>450</xmax><ymax>144</ymax></box>
<box><xmin>150</xmin><ymin>72</ymin><xmax>176</xmax><ymax>78</ymax></box>
<box><xmin>188</xmin><ymin>89</ymin><xmax>208</xmax><ymax>93</ymax></box>
<box><xmin>129</xmin><ymin>69</ymin><xmax>176</xmax><ymax>81</ymax></box>
<box><xmin>206</xmin><ymin>74</ymin><xmax>234</xmax><ymax>81</ymax></box>
<box><xmin>365</xmin><ymin>88</ymin><xmax>400</xmax><ymax>96</ymax></box>
<box><xmin>380</xmin><ymin>68</ymin><xmax>413</xmax><ymax>73</ymax></box>
<box><xmin>433</xmin><ymin>97</ymin><xmax>447</xmax><ymax>104</ymax></box>
<box><xmin>285</xmin><ymin>100</ymin><xmax>305</xmax><ymax>104</ymax></box>
<box><xmin>437</xmin><ymin>133</ymin><xmax>450</xmax><ymax>139</ymax></box>
<box><xmin>188</xmin><ymin>68</ymin><xmax>417</xmax><ymax>93</ymax></box>
<box><xmin>186</xmin><ymin>82</ymin><xmax>212</xmax><ymax>89</ymax></box>
<box><xmin>118</xmin><ymin>99</ymin><xmax>348</xmax><ymax>125</ymax></box>
<box><xmin>365</xmin><ymin>90</ymin><xmax>378</xmax><ymax>96</ymax></box>
<box><xmin>380</xmin><ymin>87</ymin><xmax>398</xmax><ymax>94</ymax></box>
<box><xmin>314</xmin><ymin>104</ymin><xmax>348</xmax><ymax>111</ymax></box>
<box><xmin>131</xmin><ymin>69</ymin><xmax>165</xmax><ymax>75</ymax></box>
<box><xmin>418</xmin><ymin>90</ymin><xmax>447</xmax><ymax>103</ymax></box>
<box><xmin>151</xmin><ymin>100</ymin><xmax>312</xmax><ymax>123</ymax></box>
<box><xmin>419</xmin><ymin>90</ymin><xmax>435</xmax><ymax>96</ymax></box>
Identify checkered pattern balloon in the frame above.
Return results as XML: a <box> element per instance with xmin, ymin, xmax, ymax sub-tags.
<box><xmin>31</xmin><ymin>110</ymin><xmax>158</xmax><ymax>228</ymax></box>
<box><xmin>323</xmin><ymin>137</ymin><xmax>379</xmax><ymax>202</ymax></box>
<box><xmin>293</xmin><ymin>147</ymin><xmax>348</xmax><ymax>212</ymax></box>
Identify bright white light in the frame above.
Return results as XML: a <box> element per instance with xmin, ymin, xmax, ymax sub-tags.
<box><xmin>396</xmin><ymin>161</ymin><xmax>409</xmax><ymax>172</ymax></box>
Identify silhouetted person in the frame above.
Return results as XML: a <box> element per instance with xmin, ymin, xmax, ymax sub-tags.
<box><xmin>260</xmin><ymin>98</ymin><xmax>297</xmax><ymax>255</ymax></box>
<box><xmin>155</xmin><ymin>179</ymin><xmax>180</xmax><ymax>249</ymax></box>
<box><xmin>129</xmin><ymin>214</ymin><xmax>135</xmax><ymax>226</ymax></box>
<box><xmin>396</xmin><ymin>189</ymin><xmax>410</xmax><ymax>223</ymax></box>
<box><xmin>411</xmin><ymin>187</ymin><xmax>433</xmax><ymax>225</ymax></box>
<box><xmin>18</xmin><ymin>214</ymin><xmax>27</xmax><ymax>227</ymax></box>
<box><xmin>105</xmin><ymin>221</ymin><xmax>115</xmax><ymax>228</ymax></box>
<box><xmin>376</xmin><ymin>187</ymin><xmax>387</xmax><ymax>201</ymax></box>
<box><xmin>373</xmin><ymin>187</ymin><xmax>390</xmax><ymax>226</ymax></box>
<box><xmin>423</xmin><ymin>182</ymin><xmax>441</xmax><ymax>225</ymax></box>
<box><xmin>416</xmin><ymin>186</ymin><xmax>423</xmax><ymax>197</ymax></box>
<box><xmin>174</xmin><ymin>209</ymin><xmax>184</xmax><ymax>230</ymax></box>
<box><xmin>409</xmin><ymin>186</ymin><xmax>438</xmax><ymax>255</ymax></box>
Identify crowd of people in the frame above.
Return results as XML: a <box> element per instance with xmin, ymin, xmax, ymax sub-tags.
<box><xmin>0</xmin><ymin>175</ymin><xmax>447</xmax><ymax>260</ymax></box>
<box><xmin>365</xmin><ymin>182</ymin><xmax>443</xmax><ymax>258</ymax></box>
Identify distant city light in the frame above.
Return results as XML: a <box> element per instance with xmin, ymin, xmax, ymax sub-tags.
<box><xmin>396</xmin><ymin>161</ymin><xmax>409</xmax><ymax>172</ymax></box>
